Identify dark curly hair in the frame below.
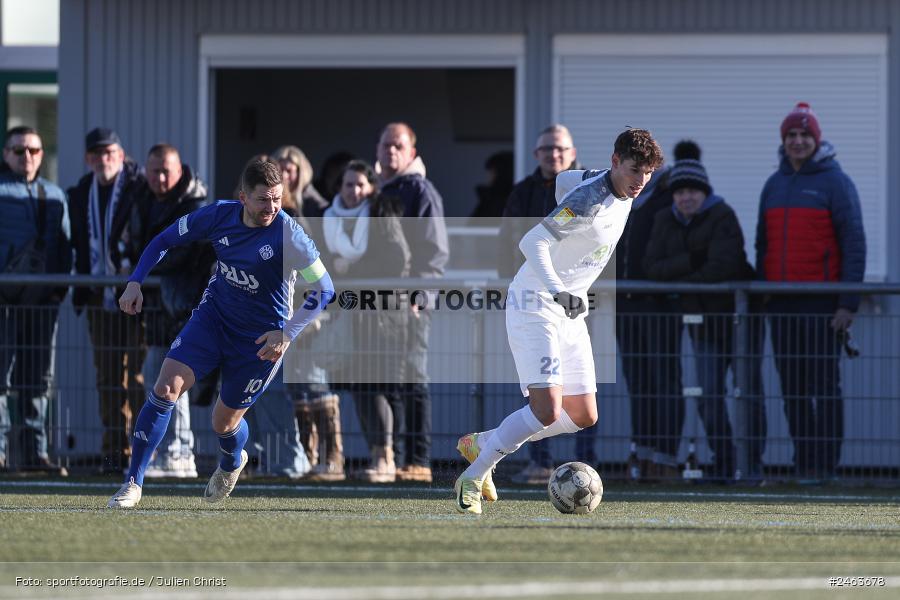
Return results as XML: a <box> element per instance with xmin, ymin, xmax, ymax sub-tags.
<box><xmin>613</xmin><ymin>128</ymin><xmax>664</xmax><ymax>170</ymax></box>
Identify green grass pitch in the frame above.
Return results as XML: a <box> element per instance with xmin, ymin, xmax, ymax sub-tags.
<box><xmin>0</xmin><ymin>479</ymin><xmax>898</xmax><ymax>598</ymax></box>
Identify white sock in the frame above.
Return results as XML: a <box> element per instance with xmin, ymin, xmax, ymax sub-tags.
<box><xmin>463</xmin><ymin>405</ymin><xmax>546</xmax><ymax>479</ymax></box>
<box><xmin>528</xmin><ymin>409</ymin><xmax>582</xmax><ymax>442</ymax></box>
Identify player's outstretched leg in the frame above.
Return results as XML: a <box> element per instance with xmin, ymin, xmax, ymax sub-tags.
<box><xmin>453</xmin><ymin>403</ymin><xmax>548</xmax><ymax>514</ymax></box>
<box><xmin>203</xmin><ymin>418</ymin><xmax>250</xmax><ymax>503</ymax></box>
<box><xmin>457</xmin><ymin>433</ymin><xmax>498</xmax><ymax>502</ymax></box>
<box><xmin>107</xmin><ymin>391</ymin><xmax>176</xmax><ymax>509</ymax></box>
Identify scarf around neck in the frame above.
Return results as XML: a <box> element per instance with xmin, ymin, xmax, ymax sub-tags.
<box><xmin>88</xmin><ymin>170</ymin><xmax>125</xmax><ymax>310</ymax></box>
<box><xmin>323</xmin><ymin>195</ymin><xmax>371</xmax><ymax>263</ymax></box>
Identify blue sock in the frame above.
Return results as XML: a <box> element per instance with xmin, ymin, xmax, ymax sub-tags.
<box><xmin>127</xmin><ymin>392</ymin><xmax>175</xmax><ymax>486</ymax></box>
<box><xmin>218</xmin><ymin>419</ymin><xmax>249</xmax><ymax>471</ymax></box>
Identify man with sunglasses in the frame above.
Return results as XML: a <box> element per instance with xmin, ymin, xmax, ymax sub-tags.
<box><xmin>0</xmin><ymin>126</ymin><xmax>71</xmax><ymax>475</ymax></box>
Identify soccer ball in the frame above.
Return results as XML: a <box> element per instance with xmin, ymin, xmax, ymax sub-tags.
<box><xmin>547</xmin><ymin>461</ymin><xmax>603</xmax><ymax>514</ymax></box>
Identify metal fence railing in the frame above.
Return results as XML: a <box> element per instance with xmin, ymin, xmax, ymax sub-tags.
<box><xmin>1</xmin><ymin>274</ymin><xmax>897</xmax><ymax>484</ymax></box>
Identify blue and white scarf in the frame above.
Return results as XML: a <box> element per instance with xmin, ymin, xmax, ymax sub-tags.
<box><xmin>87</xmin><ymin>171</ymin><xmax>125</xmax><ymax>310</ymax></box>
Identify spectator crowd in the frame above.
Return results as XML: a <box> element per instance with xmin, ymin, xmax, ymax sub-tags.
<box><xmin>0</xmin><ymin>102</ymin><xmax>866</xmax><ymax>484</ymax></box>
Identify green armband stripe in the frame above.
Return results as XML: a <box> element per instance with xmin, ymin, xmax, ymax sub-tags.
<box><xmin>299</xmin><ymin>257</ymin><xmax>326</xmax><ymax>283</ymax></box>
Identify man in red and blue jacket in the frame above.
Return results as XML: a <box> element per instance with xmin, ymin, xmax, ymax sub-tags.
<box><xmin>755</xmin><ymin>102</ymin><xmax>866</xmax><ymax>480</ymax></box>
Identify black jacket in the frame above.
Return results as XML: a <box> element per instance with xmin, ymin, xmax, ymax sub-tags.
<box><xmin>615</xmin><ymin>167</ymin><xmax>674</xmax><ymax>282</ymax></box>
<box><xmin>379</xmin><ymin>162</ymin><xmax>448</xmax><ymax>279</ymax></box>
<box><xmin>67</xmin><ymin>159</ymin><xmax>142</xmax><ymax>309</ymax></box>
<box><xmin>643</xmin><ymin>197</ymin><xmax>755</xmax><ymax>340</ymax></box>
<box><xmin>497</xmin><ymin>163</ymin><xmax>581</xmax><ymax>278</ymax></box>
<box><xmin>116</xmin><ymin>165</ymin><xmax>212</xmax><ymax>345</ymax></box>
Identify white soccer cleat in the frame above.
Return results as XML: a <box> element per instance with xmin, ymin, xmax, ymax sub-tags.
<box><xmin>107</xmin><ymin>477</ymin><xmax>142</xmax><ymax>509</ymax></box>
<box><xmin>202</xmin><ymin>450</ymin><xmax>248</xmax><ymax>503</ymax></box>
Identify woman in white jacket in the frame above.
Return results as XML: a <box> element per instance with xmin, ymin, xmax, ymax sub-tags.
<box><xmin>323</xmin><ymin>161</ymin><xmax>411</xmax><ymax>483</ymax></box>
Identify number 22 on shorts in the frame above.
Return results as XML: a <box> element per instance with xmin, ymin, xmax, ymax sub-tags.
<box><xmin>539</xmin><ymin>356</ymin><xmax>560</xmax><ymax>375</ymax></box>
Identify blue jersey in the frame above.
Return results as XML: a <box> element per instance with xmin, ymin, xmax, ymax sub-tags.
<box><xmin>131</xmin><ymin>200</ymin><xmax>322</xmax><ymax>339</ymax></box>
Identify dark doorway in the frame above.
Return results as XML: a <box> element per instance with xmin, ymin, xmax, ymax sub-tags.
<box><xmin>214</xmin><ymin>68</ymin><xmax>514</xmax><ymax>217</ymax></box>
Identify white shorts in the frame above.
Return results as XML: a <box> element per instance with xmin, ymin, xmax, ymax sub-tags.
<box><xmin>506</xmin><ymin>308</ymin><xmax>597</xmax><ymax>397</ymax></box>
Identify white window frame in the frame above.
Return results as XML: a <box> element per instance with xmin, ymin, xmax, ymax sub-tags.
<box><xmin>198</xmin><ymin>34</ymin><xmax>526</xmax><ymax>193</ymax></box>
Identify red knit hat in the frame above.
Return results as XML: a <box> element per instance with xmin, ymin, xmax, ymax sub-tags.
<box><xmin>780</xmin><ymin>102</ymin><xmax>821</xmax><ymax>146</ymax></box>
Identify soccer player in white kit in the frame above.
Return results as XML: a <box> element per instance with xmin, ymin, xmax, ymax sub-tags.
<box><xmin>455</xmin><ymin>129</ymin><xmax>664</xmax><ymax>514</ymax></box>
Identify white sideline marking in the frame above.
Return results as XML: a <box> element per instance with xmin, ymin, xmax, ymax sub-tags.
<box><xmin>0</xmin><ymin>480</ymin><xmax>898</xmax><ymax>503</ymax></box>
<box><xmin>1</xmin><ymin>577</ymin><xmax>897</xmax><ymax>599</ymax></box>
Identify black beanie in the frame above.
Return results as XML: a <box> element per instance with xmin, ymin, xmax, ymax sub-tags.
<box><xmin>668</xmin><ymin>140</ymin><xmax>711</xmax><ymax>195</ymax></box>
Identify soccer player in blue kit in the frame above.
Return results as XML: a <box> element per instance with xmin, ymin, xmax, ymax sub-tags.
<box><xmin>108</xmin><ymin>159</ymin><xmax>334</xmax><ymax>508</ymax></box>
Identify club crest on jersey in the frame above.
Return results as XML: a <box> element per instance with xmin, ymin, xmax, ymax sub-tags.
<box><xmin>178</xmin><ymin>215</ymin><xmax>189</xmax><ymax>235</ymax></box>
<box><xmin>219</xmin><ymin>260</ymin><xmax>260</xmax><ymax>290</ymax></box>
<box><xmin>581</xmin><ymin>244</ymin><xmax>611</xmax><ymax>268</ymax></box>
<box><xmin>259</xmin><ymin>245</ymin><xmax>274</xmax><ymax>260</ymax></box>
<box><xmin>553</xmin><ymin>207</ymin><xmax>576</xmax><ymax>226</ymax></box>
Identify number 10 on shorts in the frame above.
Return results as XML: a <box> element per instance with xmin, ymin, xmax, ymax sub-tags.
<box><xmin>244</xmin><ymin>379</ymin><xmax>263</xmax><ymax>394</ymax></box>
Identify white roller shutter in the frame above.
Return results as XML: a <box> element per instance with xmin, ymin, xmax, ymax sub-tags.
<box><xmin>554</xmin><ymin>34</ymin><xmax>887</xmax><ymax>279</ymax></box>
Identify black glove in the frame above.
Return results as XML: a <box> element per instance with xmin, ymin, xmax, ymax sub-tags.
<box><xmin>553</xmin><ymin>291</ymin><xmax>586</xmax><ymax>319</ymax></box>
<box><xmin>689</xmin><ymin>248</ymin><xmax>708</xmax><ymax>270</ymax></box>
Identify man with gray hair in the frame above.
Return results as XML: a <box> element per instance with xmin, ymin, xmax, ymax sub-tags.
<box><xmin>68</xmin><ymin>127</ymin><xmax>144</xmax><ymax>474</ymax></box>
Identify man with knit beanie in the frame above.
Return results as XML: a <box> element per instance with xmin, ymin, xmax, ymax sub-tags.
<box><xmin>756</xmin><ymin>102</ymin><xmax>866</xmax><ymax>481</ymax></box>
<box><xmin>643</xmin><ymin>141</ymin><xmax>766</xmax><ymax>482</ymax></box>
<box><xmin>615</xmin><ymin>141</ymin><xmax>695</xmax><ymax>481</ymax></box>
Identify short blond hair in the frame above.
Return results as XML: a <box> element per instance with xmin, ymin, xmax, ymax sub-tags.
<box><xmin>380</xmin><ymin>122</ymin><xmax>417</xmax><ymax>147</ymax></box>
<box><xmin>535</xmin><ymin>124</ymin><xmax>574</xmax><ymax>148</ymax></box>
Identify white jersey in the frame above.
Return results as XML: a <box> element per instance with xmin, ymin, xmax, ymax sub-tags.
<box><xmin>509</xmin><ymin>169</ymin><xmax>632</xmax><ymax>315</ymax></box>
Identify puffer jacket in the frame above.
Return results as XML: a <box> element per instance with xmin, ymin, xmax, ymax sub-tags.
<box><xmin>644</xmin><ymin>195</ymin><xmax>755</xmax><ymax>341</ymax></box>
<box><xmin>115</xmin><ymin>165</ymin><xmax>213</xmax><ymax>344</ymax></box>
<box><xmin>0</xmin><ymin>165</ymin><xmax>71</xmax><ymax>275</ymax></box>
<box><xmin>755</xmin><ymin>141</ymin><xmax>866</xmax><ymax>310</ymax></box>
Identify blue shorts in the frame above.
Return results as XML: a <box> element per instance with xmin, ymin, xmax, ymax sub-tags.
<box><xmin>167</xmin><ymin>301</ymin><xmax>282</xmax><ymax>409</ymax></box>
